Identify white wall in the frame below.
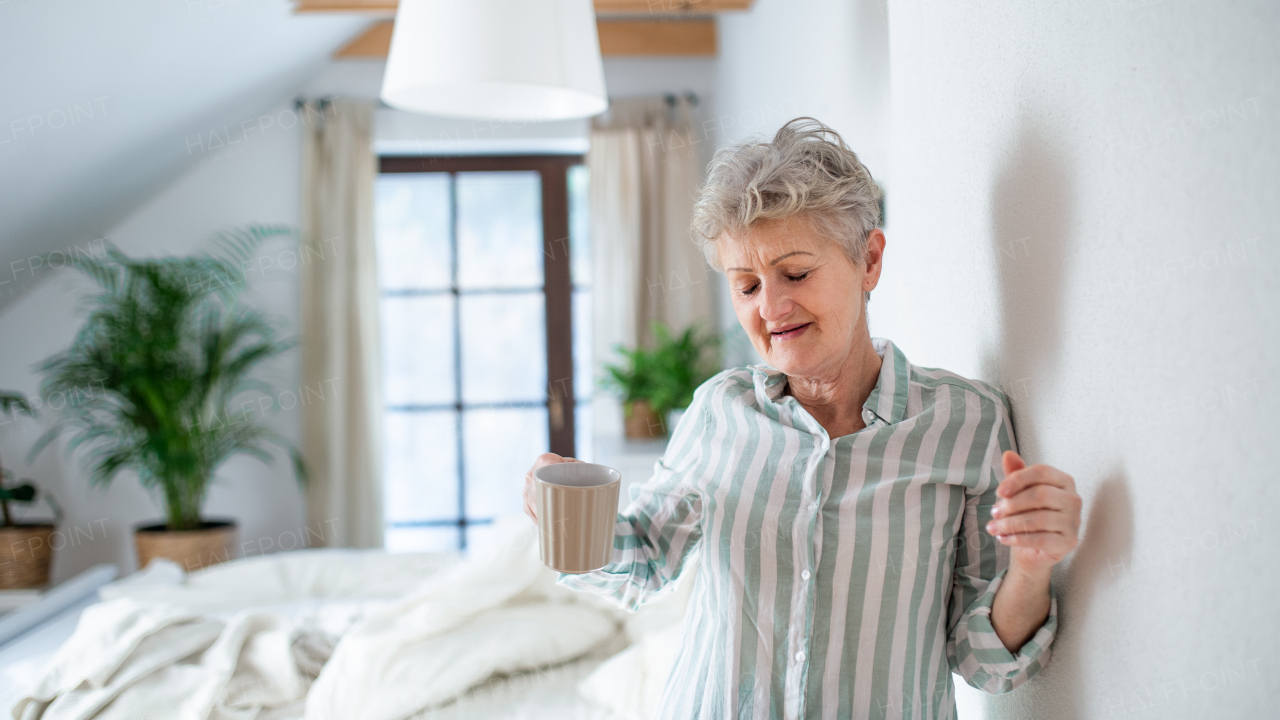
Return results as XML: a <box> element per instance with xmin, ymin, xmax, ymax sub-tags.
<box><xmin>0</xmin><ymin>100</ymin><xmax>310</xmax><ymax>584</ymax></box>
<box><xmin>710</xmin><ymin>0</ymin><xmax>1279</xmax><ymax>715</ymax></box>
<box><xmin>716</xmin><ymin>0</ymin><xmax>890</xmax><ymax>173</ymax></box>
<box><xmin>300</xmin><ymin>57</ymin><xmax>718</xmax><ymax>156</ymax></box>
<box><xmin>0</xmin><ymin>56</ymin><xmax>720</xmax><ymax>582</ymax></box>
<box><xmin>0</xmin><ymin>0</ymin><xmax>364</xmax><ymax>311</ymax></box>
<box><xmin>713</xmin><ymin>0</ymin><xmax>892</xmax><ymax>367</ymax></box>
<box><xmin>876</xmin><ymin>1</ymin><xmax>1279</xmax><ymax>718</ymax></box>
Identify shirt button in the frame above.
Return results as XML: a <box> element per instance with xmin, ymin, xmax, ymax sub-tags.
<box><xmin>808</xmin><ymin>501</ymin><xmax>819</xmax><ymax>511</ymax></box>
<box><xmin>801</xmin><ymin>569</ymin><xmax>811</xmax><ymax>580</ymax></box>
<box><xmin>795</xmin><ymin>650</ymin><xmax>806</xmax><ymax>662</ymax></box>
<box><xmin>863</xmin><ymin>409</ymin><xmax>875</xmax><ymax>424</ymax></box>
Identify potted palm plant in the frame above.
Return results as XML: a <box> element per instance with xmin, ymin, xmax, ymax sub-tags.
<box><xmin>31</xmin><ymin>227</ymin><xmax>306</xmax><ymax>572</ymax></box>
<box><xmin>0</xmin><ymin>392</ymin><xmax>55</xmax><ymax>589</ymax></box>
<box><xmin>602</xmin><ymin>322</ymin><xmax>720</xmax><ymax>439</ymax></box>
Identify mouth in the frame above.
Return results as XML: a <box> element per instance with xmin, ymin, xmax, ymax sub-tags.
<box><xmin>769</xmin><ymin>322</ymin><xmax>812</xmax><ymax>341</ymax></box>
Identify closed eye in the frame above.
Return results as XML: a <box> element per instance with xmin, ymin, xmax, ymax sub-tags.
<box><xmin>738</xmin><ymin>271</ymin><xmax>808</xmax><ymax>296</ymax></box>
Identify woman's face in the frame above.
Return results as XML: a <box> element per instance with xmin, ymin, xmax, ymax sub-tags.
<box><xmin>720</xmin><ymin>216</ymin><xmax>885</xmax><ymax>379</ymax></box>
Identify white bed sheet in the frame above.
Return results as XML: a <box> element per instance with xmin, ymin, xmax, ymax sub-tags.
<box><xmin>4</xmin><ymin>517</ymin><xmax>680</xmax><ymax>720</ymax></box>
<box><xmin>0</xmin><ymin>594</ymin><xmax>100</xmax><ymax>715</ymax></box>
<box><xmin>408</xmin><ymin>633</ymin><xmax>630</xmax><ymax>720</ymax></box>
<box><xmin>3</xmin><ymin>594</ymin><xmax>628</xmax><ymax>720</ymax></box>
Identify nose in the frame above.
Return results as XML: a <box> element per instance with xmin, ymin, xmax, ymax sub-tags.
<box><xmin>757</xmin><ymin>278</ymin><xmax>794</xmax><ymax>323</ymax></box>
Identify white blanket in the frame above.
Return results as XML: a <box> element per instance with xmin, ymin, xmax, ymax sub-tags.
<box><xmin>12</xmin><ymin>601</ymin><xmax>328</xmax><ymax>720</ymax></box>
<box><xmin>98</xmin><ymin>548</ymin><xmax>460</xmax><ymax>616</ymax></box>
<box><xmin>304</xmin><ymin>517</ymin><xmax>620</xmax><ymax>720</ymax></box>
<box><xmin>13</xmin><ymin>516</ymin><xmax>622</xmax><ymax>720</ymax></box>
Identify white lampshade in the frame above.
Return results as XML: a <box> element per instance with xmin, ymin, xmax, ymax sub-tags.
<box><xmin>381</xmin><ymin>0</ymin><xmax>609</xmax><ymax>121</ymax></box>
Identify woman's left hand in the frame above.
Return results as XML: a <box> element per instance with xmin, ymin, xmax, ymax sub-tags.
<box><xmin>985</xmin><ymin>451</ymin><xmax>1082</xmax><ymax>575</ymax></box>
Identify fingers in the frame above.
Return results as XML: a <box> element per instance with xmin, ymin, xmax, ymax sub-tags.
<box><xmin>991</xmin><ymin>484</ymin><xmax>1079</xmax><ymax>519</ymax></box>
<box><xmin>993</xmin><ymin>531</ymin><xmax>1075</xmax><ymax>557</ymax></box>
<box><xmin>532</xmin><ymin>452</ymin><xmax>567</xmax><ymax>470</ymax></box>
<box><xmin>1001</xmin><ymin>450</ymin><xmax>1026</xmax><ymax>479</ymax></box>
<box><xmin>986</xmin><ymin>509</ymin><xmax>1073</xmax><ymax>536</ymax></box>
<box><xmin>524</xmin><ymin>453</ymin><xmax>583</xmax><ymax>524</ymax></box>
<box><xmin>997</xmin><ymin>459</ymin><xmax>1076</xmax><ymax>499</ymax></box>
<box><xmin>523</xmin><ymin>454</ymin><xmax>561</xmax><ymax>523</ymax></box>
<box><xmin>523</xmin><ymin>470</ymin><xmax>537</xmax><ymax>522</ymax></box>
<box><xmin>988</xmin><ymin>456</ymin><xmax>1083</xmax><ymax>567</ymax></box>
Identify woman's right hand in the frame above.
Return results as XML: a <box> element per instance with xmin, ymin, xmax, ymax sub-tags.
<box><xmin>522</xmin><ymin>453</ymin><xmax>581</xmax><ymax>523</ymax></box>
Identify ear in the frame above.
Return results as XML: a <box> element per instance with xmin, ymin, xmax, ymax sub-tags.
<box><xmin>862</xmin><ymin>229</ymin><xmax>886</xmax><ymax>292</ymax></box>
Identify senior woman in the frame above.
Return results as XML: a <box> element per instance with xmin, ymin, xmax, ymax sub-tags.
<box><xmin>522</xmin><ymin>118</ymin><xmax>1081</xmax><ymax>720</ymax></box>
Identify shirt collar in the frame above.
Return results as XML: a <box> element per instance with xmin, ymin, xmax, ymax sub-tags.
<box><xmin>863</xmin><ymin>337</ymin><xmax>911</xmax><ymax>426</ymax></box>
<box><xmin>750</xmin><ymin>337</ymin><xmax>912</xmax><ymax>428</ymax></box>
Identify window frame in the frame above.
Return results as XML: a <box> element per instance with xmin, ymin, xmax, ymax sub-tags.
<box><xmin>377</xmin><ymin>154</ymin><xmax>582</xmax><ymax>550</ymax></box>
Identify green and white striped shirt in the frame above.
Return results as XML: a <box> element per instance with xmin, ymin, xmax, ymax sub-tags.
<box><xmin>558</xmin><ymin>338</ymin><xmax>1058</xmax><ymax>719</ymax></box>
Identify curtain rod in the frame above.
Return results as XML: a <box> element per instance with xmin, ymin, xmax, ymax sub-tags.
<box><xmin>604</xmin><ymin>92</ymin><xmax>701</xmax><ymax>108</ymax></box>
<box><xmin>294</xmin><ymin>96</ymin><xmax>337</xmax><ymax>111</ymax></box>
<box><xmin>664</xmin><ymin>91</ymin><xmax>700</xmax><ymax>108</ymax></box>
<box><xmin>301</xmin><ymin>94</ymin><xmax>701</xmax><ymax>114</ymax></box>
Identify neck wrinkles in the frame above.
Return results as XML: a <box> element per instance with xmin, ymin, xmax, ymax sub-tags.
<box><xmin>783</xmin><ymin>335</ymin><xmax>883</xmax><ymax>434</ymax></box>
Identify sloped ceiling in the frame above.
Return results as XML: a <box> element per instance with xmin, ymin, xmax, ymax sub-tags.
<box><xmin>0</xmin><ymin>0</ymin><xmax>366</xmax><ymax>304</ymax></box>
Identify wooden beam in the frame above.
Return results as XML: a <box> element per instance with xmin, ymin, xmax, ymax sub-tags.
<box><xmin>334</xmin><ymin>20</ymin><xmax>394</xmax><ymax>58</ymax></box>
<box><xmin>334</xmin><ymin>18</ymin><xmax>717</xmax><ymax>59</ymax></box>
<box><xmin>592</xmin><ymin>0</ymin><xmax>750</xmax><ymax>14</ymax></box>
<box><xmin>597</xmin><ymin>19</ymin><xmax>716</xmax><ymax>56</ymax></box>
<box><xmin>295</xmin><ymin>0</ymin><xmax>396</xmax><ymax>14</ymax></box>
<box><xmin>297</xmin><ymin>0</ymin><xmax>750</xmax><ymax>16</ymax></box>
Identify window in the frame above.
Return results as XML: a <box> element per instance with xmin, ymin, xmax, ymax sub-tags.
<box><xmin>375</xmin><ymin>156</ymin><xmax>590</xmax><ymax>553</ymax></box>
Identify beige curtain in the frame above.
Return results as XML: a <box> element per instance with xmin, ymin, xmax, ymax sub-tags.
<box><xmin>588</xmin><ymin>96</ymin><xmax>715</xmax><ymax>436</ymax></box>
<box><xmin>299</xmin><ymin>99</ymin><xmax>383</xmax><ymax>548</ymax></box>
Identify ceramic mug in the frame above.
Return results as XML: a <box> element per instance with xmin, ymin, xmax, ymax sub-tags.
<box><xmin>533</xmin><ymin>462</ymin><xmax>621</xmax><ymax>573</ymax></box>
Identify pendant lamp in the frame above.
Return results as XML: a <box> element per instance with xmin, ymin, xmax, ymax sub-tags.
<box><xmin>380</xmin><ymin>0</ymin><xmax>609</xmax><ymax>121</ymax></box>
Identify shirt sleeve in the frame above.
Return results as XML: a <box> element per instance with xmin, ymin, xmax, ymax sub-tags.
<box><xmin>554</xmin><ymin>375</ymin><xmax>718</xmax><ymax>612</ymax></box>
<box><xmin>946</xmin><ymin>390</ymin><xmax>1059</xmax><ymax>694</ymax></box>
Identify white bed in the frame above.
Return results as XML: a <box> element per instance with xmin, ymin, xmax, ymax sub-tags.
<box><xmin>1</xmin><ymin>597</ymin><xmax>623</xmax><ymax>720</ymax></box>
<box><xmin>1</xmin><ymin>585</ymin><xmax>110</xmax><ymax>714</ymax></box>
<box><xmin>1</xmin><ymin>516</ymin><xmax>686</xmax><ymax>720</ymax></box>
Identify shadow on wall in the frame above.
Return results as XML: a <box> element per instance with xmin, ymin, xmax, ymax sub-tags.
<box><xmin>985</xmin><ymin>468</ymin><xmax>1136</xmax><ymax>720</ymax></box>
<box><xmin>979</xmin><ymin>118</ymin><xmax>1073</xmax><ymax>461</ymax></box>
<box><xmin>978</xmin><ymin>117</ymin><xmax>1137</xmax><ymax>718</ymax></box>
<box><xmin>1057</xmin><ymin>469</ymin><xmax>1135</xmax><ymax>719</ymax></box>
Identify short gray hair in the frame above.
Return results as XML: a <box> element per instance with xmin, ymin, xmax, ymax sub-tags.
<box><xmin>691</xmin><ymin>118</ymin><xmax>883</xmax><ymax>277</ymax></box>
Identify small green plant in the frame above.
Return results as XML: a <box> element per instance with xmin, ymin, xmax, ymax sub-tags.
<box><xmin>0</xmin><ymin>391</ymin><xmax>37</xmax><ymax>527</ymax></box>
<box><xmin>601</xmin><ymin>322</ymin><xmax>720</xmax><ymax>420</ymax></box>
<box><xmin>30</xmin><ymin>227</ymin><xmax>306</xmax><ymax>531</ymax></box>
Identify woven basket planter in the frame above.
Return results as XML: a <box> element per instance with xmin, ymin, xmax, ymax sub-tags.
<box><xmin>623</xmin><ymin>400</ymin><xmax>666</xmax><ymax>439</ymax></box>
<box><xmin>0</xmin><ymin>524</ymin><xmax>55</xmax><ymax>589</ymax></box>
<box><xmin>134</xmin><ymin>520</ymin><xmax>237</xmax><ymax>573</ymax></box>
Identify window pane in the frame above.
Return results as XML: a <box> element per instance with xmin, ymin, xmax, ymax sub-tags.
<box><xmin>574</xmin><ymin>401</ymin><xmax>593</xmax><ymax>463</ymax></box>
<box><xmin>456</xmin><ymin>172</ymin><xmax>543</xmax><ymax>289</ymax></box>
<box><xmin>384</xmin><ymin>411</ymin><xmax>458</xmax><ymax>524</ymax></box>
<box><xmin>462</xmin><ymin>407</ymin><xmax>549</xmax><ymax>520</ymax></box>
<box><xmin>459</xmin><ymin>293</ymin><xmax>546</xmax><ymax>404</ymax></box>
<box><xmin>375</xmin><ymin>174</ymin><xmax>452</xmax><ymax>291</ymax></box>
<box><xmin>463</xmin><ymin>521</ymin><xmax>501</xmax><ymax>555</ymax></box>
<box><xmin>381</xmin><ymin>296</ymin><xmax>455</xmax><ymax>406</ymax></box>
<box><xmin>386</xmin><ymin>526</ymin><xmax>459</xmax><ymax>554</ymax></box>
<box><xmin>568</xmin><ymin>164</ymin><xmax>591</xmax><ymax>287</ymax></box>
<box><xmin>573</xmin><ymin>288</ymin><xmax>592</xmax><ymax>402</ymax></box>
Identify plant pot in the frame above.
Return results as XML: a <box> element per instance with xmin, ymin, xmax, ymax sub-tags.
<box><xmin>624</xmin><ymin>400</ymin><xmax>666</xmax><ymax>439</ymax></box>
<box><xmin>0</xmin><ymin>524</ymin><xmax>55</xmax><ymax>589</ymax></box>
<box><xmin>134</xmin><ymin>520</ymin><xmax>237</xmax><ymax>572</ymax></box>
